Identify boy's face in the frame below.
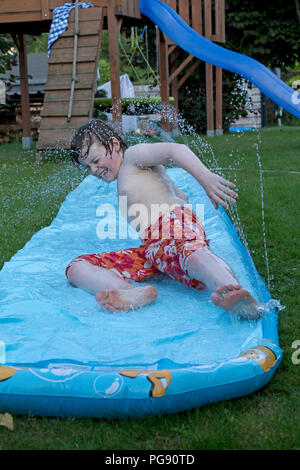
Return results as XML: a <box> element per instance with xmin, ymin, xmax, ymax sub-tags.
<box><xmin>79</xmin><ymin>137</ymin><xmax>123</xmax><ymax>183</ymax></box>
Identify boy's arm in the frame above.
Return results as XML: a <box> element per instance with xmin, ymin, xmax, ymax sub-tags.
<box><xmin>125</xmin><ymin>143</ymin><xmax>237</xmax><ymax>210</ymax></box>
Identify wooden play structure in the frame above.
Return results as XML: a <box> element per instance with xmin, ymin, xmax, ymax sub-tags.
<box><xmin>0</xmin><ymin>0</ymin><xmax>225</xmax><ymax>158</ymax></box>
<box><xmin>158</xmin><ymin>0</ymin><xmax>225</xmax><ymax>136</ymax></box>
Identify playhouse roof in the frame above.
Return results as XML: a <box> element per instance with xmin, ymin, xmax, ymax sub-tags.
<box><xmin>0</xmin><ymin>53</ymin><xmax>48</xmax><ymax>97</ymax></box>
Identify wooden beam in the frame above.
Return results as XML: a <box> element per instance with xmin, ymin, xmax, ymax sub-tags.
<box><xmin>18</xmin><ymin>34</ymin><xmax>32</xmax><ymax>146</ymax></box>
<box><xmin>159</xmin><ymin>0</ymin><xmax>176</xmax><ymax>46</ymax></box>
<box><xmin>191</xmin><ymin>0</ymin><xmax>203</xmax><ymax>34</ymax></box>
<box><xmin>168</xmin><ymin>54</ymin><xmax>194</xmax><ymax>85</ymax></box>
<box><xmin>89</xmin><ymin>7</ymin><xmax>104</xmax><ymax>119</ymax></box>
<box><xmin>205</xmin><ymin>63</ymin><xmax>214</xmax><ymax>135</ymax></box>
<box><xmin>177</xmin><ymin>59</ymin><xmax>201</xmax><ymax>89</ymax></box>
<box><xmin>168</xmin><ymin>44</ymin><xmax>177</xmax><ymax>56</ymax></box>
<box><xmin>169</xmin><ymin>47</ymin><xmax>181</xmax><ymax>65</ymax></box>
<box><xmin>178</xmin><ymin>0</ymin><xmax>189</xmax><ymax>24</ymax></box>
<box><xmin>170</xmin><ymin>50</ymin><xmax>179</xmax><ymax>111</ymax></box>
<box><xmin>40</xmin><ymin>0</ymin><xmax>50</xmax><ymax>20</ymax></box>
<box><xmin>107</xmin><ymin>0</ymin><xmax>122</xmax><ymax>132</ymax></box>
<box><xmin>158</xmin><ymin>29</ymin><xmax>170</xmax><ymax>132</ymax></box>
<box><xmin>169</xmin><ymin>0</ymin><xmax>176</xmax><ymax>11</ymax></box>
<box><xmin>77</xmin><ymin>0</ymin><xmax>107</xmax><ymax>6</ymax></box>
<box><xmin>158</xmin><ymin>29</ymin><xmax>169</xmax><ymax>103</ymax></box>
<box><xmin>204</xmin><ymin>0</ymin><xmax>212</xmax><ymax>40</ymax></box>
<box><xmin>215</xmin><ymin>66</ymin><xmax>223</xmax><ymax>134</ymax></box>
<box><xmin>0</xmin><ymin>0</ymin><xmax>66</xmax><ymax>23</ymax></box>
<box><xmin>215</xmin><ymin>0</ymin><xmax>225</xmax><ymax>43</ymax></box>
<box><xmin>204</xmin><ymin>0</ymin><xmax>214</xmax><ymax>134</ymax></box>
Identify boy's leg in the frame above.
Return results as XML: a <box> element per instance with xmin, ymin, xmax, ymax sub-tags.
<box><xmin>66</xmin><ymin>260</ymin><xmax>157</xmax><ymax>311</ymax></box>
<box><xmin>185</xmin><ymin>246</ymin><xmax>260</xmax><ymax>318</ymax></box>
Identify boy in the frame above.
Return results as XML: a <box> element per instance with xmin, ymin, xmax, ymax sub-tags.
<box><xmin>66</xmin><ymin>119</ymin><xmax>260</xmax><ymax>319</ymax></box>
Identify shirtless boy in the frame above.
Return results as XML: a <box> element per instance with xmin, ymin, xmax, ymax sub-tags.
<box><xmin>66</xmin><ymin>119</ymin><xmax>260</xmax><ymax>319</ymax></box>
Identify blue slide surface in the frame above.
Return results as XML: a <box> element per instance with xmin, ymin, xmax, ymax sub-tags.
<box><xmin>140</xmin><ymin>0</ymin><xmax>300</xmax><ymax>119</ymax></box>
<box><xmin>0</xmin><ymin>169</ymin><xmax>282</xmax><ymax>418</ymax></box>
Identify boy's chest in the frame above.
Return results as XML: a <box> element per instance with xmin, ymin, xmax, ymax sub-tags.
<box><xmin>117</xmin><ymin>165</ymin><xmax>173</xmax><ymax>204</ymax></box>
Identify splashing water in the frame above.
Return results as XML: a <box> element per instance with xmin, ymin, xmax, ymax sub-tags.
<box><xmin>118</xmin><ymin>95</ymin><xmax>283</xmax><ymax>313</ymax></box>
<box><xmin>254</xmin><ymin>137</ymin><xmax>271</xmax><ymax>291</ymax></box>
<box><xmin>11</xmin><ymin>95</ymin><xmax>283</xmax><ymax>316</ymax></box>
<box><xmin>257</xmin><ymin>298</ymin><xmax>286</xmax><ymax>316</ymax></box>
<box><xmin>226</xmin><ymin>79</ymin><xmax>275</xmax><ymax>300</ymax></box>
<box><xmin>234</xmin><ymin>78</ymin><xmax>271</xmax><ymax>292</ymax></box>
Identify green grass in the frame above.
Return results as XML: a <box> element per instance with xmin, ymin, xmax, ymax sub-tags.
<box><xmin>0</xmin><ymin>126</ymin><xmax>300</xmax><ymax>450</ymax></box>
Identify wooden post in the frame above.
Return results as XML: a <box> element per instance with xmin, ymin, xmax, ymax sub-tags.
<box><xmin>170</xmin><ymin>48</ymin><xmax>180</xmax><ymax>133</ymax></box>
<box><xmin>41</xmin><ymin>0</ymin><xmax>50</xmax><ymax>20</ymax></box>
<box><xmin>191</xmin><ymin>0</ymin><xmax>203</xmax><ymax>34</ymax></box>
<box><xmin>215</xmin><ymin>0</ymin><xmax>225</xmax><ymax>135</ymax></box>
<box><xmin>215</xmin><ymin>66</ymin><xmax>223</xmax><ymax>135</ymax></box>
<box><xmin>204</xmin><ymin>0</ymin><xmax>214</xmax><ymax>136</ymax></box>
<box><xmin>158</xmin><ymin>30</ymin><xmax>170</xmax><ymax>132</ymax></box>
<box><xmin>205</xmin><ymin>63</ymin><xmax>214</xmax><ymax>136</ymax></box>
<box><xmin>107</xmin><ymin>0</ymin><xmax>122</xmax><ymax>133</ymax></box>
<box><xmin>215</xmin><ymin>0</ymin><xmax>225</xmax><ymax>43</ymax></box>
<box><xmin>170</xmin><ymin>49</ymin><xmax>180</xmax><ymax>111</ymax></box>
<box><xmin>18</xmin><ymin>34</ymin><xmax>32</xmax><ymax>149</ymax></box>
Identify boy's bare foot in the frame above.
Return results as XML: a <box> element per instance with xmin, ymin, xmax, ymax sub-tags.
<box><xmin>210</xmin><ymin>284</ymin><xmax>261</xmax><ymax>320</ymax></box>
<box><xmin>95</xmin><ymin>285</ymin><xmax>158</xmax><ymax>312</ymax></box>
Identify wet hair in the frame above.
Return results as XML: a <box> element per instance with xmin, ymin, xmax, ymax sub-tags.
<box><xmin>70</xmin><ymin>119</ymin><xmax>128</xmax><ymax>167</ymax></box>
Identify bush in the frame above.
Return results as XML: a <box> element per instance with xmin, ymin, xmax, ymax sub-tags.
<box><xmin>178</xmin><ymin>67</ymin><xmax>249</xmax><ymax>134</ymax></box>
<box><xmin>98</xmin><ymin>59</ymin><xmax>111</xmax><ymax>85</ymax></box>
<box><xmin>94</xmin><ymin>96</ymin><xmax>174</xmax><ymax>115</ymax></box>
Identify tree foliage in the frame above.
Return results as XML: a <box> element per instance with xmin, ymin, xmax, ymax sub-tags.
<box><xmin>225</xmin><ymin>0</ymin><xmax>300</xmax><ymax>70</ymax></box>
<box><xmin>178</xmin><ymin>66</ymin><xmax>249</xmax><ymax>134</ymax></box>
<box><xmin>0</xmin><ymin>35</ymin><xmax>17</xmax><ymax>84</ymax></box>
<box><xmin>26</xmin><ymin>33</ymin><xmax>48</xmax><ymax>54</ymax></box>
<box><xmin>178</xmin><ymin>1</ymin><xmax>300</xmax><ymax>132</ymax></box>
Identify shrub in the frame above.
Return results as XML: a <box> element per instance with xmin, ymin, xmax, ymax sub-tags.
<box><xmin>94</xmin><ymin>96</ymin><xmax>174</xmax><ymax>115</ymax></box>
<box><xmin>178</xmin><ymin>67</ymin><xmax>249</xmax><ymax>134</ymax></box>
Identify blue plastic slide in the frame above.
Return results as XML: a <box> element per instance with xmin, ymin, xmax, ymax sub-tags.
<box><xmin>140</xmin><ymin>0</ymin><xmax>300</xmax><ymax>119</ymax></box>
<box><xmin>0</xmin><ymin>170</ymin><xmax>282</xmax><ymax>418</ymax></box>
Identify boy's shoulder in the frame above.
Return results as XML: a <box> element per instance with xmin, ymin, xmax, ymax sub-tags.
<box><xmin>124</xmin><ymin>143</ymin><xmax>151</xmax><ymax>155</ymax></box>
<box><xmin>124</xmin><ymin>142</ymin><xmax>170</xmax><ymax>159</ymax></box>
<box><xmin>123</xmin><ymin>142</ymin><xmax>180</xmax><ymax>169</ymax></box>
<box><xmin>123</xmin><ymin>143</ymin><xmax>151</xmax><ymax>164</ymax></box>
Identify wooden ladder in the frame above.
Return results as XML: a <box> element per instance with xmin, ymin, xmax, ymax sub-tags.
<box><xmin>36</xmin><ymin>6</ymin><xmax>104</xmax><ymax>160</ymax></box>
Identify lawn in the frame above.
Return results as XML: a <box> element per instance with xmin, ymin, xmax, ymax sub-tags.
<box><xmin>0</xmin><ymin>125</ymin><xmax>299</xmax><ymax>450</ymax></box>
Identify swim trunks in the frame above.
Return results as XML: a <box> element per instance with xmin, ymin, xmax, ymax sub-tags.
<box><xmin>65</xmin><ymin>205</ymin><xmax>209</xmax><ymax>290</ymax></box>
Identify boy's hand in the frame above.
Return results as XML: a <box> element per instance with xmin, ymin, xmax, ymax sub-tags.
<box><xmin>201</xmin><ymin>170</ymin><xmax>238</xmax><ymax>210</ymax></box>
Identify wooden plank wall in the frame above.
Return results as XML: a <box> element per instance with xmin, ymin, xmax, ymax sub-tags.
<box><xmin>0</xmin><ymin>0</ymin><xmax>69</xmax><ymax>23</ymax></box>
<box><xmin>37</xmin><ymin>7</ymin><xmax>104</xmax><ymax>150</ymax></box>
<box><xmin>0</xmin><ymin>0</ymin><xmax>140</xmax><ymax>24</ymax></box>
<box><xmin>118</xmin><ymin>0</ymin><xmax>141</xmax><ymax>18</ymax></box>
<box><xmin>161</xmin><ymin>0</ymin><xmax>224</xmax><ymax>42</ymax></box>
<box><xmin>89</xmin><ymin>0</ymin><xmax>141</xmax><ymax>18</ymax></box>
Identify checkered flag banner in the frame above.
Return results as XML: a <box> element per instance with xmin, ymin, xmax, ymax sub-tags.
<box><xmin>48</xmin><ymin>2</ymin><xmax>94</xmax><ymax>57</ymax></box>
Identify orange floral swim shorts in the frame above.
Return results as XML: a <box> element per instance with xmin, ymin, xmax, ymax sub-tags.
<box><xmin>65</xmin><ymin>205</ymin><xmax>209</xmax><ymax>290</ymax></box>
